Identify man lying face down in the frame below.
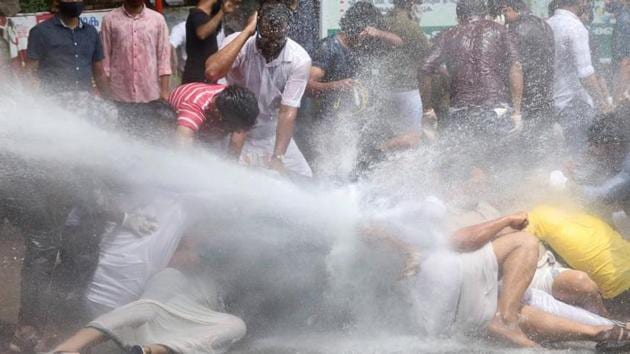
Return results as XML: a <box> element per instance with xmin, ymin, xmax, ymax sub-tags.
<box><xmin>364</xmin><ymin>208</ymin><xmax>630</xmax><ymax>350</ymax></box>
<box><xmin>52</xmin><ymin>226</ymin><xmax>247</xmax><ymax>354</ymax></box>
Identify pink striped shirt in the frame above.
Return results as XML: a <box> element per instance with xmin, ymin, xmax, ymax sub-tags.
<box><xmin>168</xmin><ymin>83</ymin><xmax>225</xmax><ymax>132</ymax></box>
<box><xmin>101</xmin><ymin>6</ymin><xmax>171</xmax><ymax>103</ymax></box>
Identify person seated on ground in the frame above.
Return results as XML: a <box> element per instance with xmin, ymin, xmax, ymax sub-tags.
<box><xmin>436</xmin><ymin>161</ymin><xmax>610</xmax><ymax>317</ymax></box>
<box><xmin>51</xmin><ymin>234</ymin><xmax>247</xmax><ymax>354</ymax></box>
<box><xmin>168</xmin><ymin>83</ymin><xmax>259</xmax><ymax>156</ymax></box>
<box><xmin>364</xmin><ymin>212</ymin><xmax>630</xmax><ymax>350</ymax></box>
<box><xmin>526</xmin><ymin>204</ymin><xmax>630</xmax><ymax>317</ymax></box>
<box><xmin>83</xmin><ymin>192</ymin><xmax>187</xmax><ymax>319</ymax></box>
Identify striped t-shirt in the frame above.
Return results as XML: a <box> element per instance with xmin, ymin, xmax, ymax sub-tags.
<box><xmin>168</xmin><ymin>83</ymin><xmax>225</xmax><ymax>132</ymax></box>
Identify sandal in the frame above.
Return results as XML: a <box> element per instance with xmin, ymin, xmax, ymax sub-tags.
<box><xmin>8</xmin><ymin>326</ymin><xmax>41</xmax><ymax>354</ymax></box>
<box><xmin>596</xmin><ymin>325</ymin><xmax>630</xmax><ymax>352</ymax></box>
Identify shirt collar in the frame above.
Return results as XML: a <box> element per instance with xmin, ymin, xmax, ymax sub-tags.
<box><xmin>554</xmin><ymin>8</ymin><xmax>580</xmax><ymax>21</ymax></box>
<box><xmin>122</xmin><ymin>4</ymin><xmax>146</xmax><ymax>19</ymax></box>
<box><xmin>55</xmin><ymin>15</ymin><xmax>84</xmax><ymax>29</ymax></box>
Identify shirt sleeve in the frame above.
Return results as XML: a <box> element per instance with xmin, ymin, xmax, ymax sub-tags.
<box><xmin>169</xmin><ymin>22</ymin><xmax>186</xmax><ymax>48</ymax></box>
<box><xmin>175</xmin><ymin>101</ymin><xmax>206</xmax><ymax>132</ymax></box>
<box><xmin>100</xmin><ymin>15</ymin><xmax>112</xmax><ymax>76</ymax></box>
<box><xmin>281</xmin><ymin>56</ymin><xmax>311</xmax><ymax>107</ymax></box>
<box><xmin>188</xmin><ymin>10</ymin><xmax>210</xmax><ymax>39</ymax></box>
<box><xmin>572</xmin><ymin>25</ymin><xmax>595</xmax><ymax>78</ymax></box>
<box><xmin>157</xmin><ymin>17</ymin><xmax>172</xmax><ymax>76</ymax></box>
<box><xmin>311</xmin><ymin>38</ymin><xmax>334</xmax><ymax>71</ymax></box>
<box><xmin>92</xmin><ymin>27</ymin><xmax>105</xmax><ymax>62</ymax></box>
<box><xmin>26</xmin><ymin>25</ymin><xmax>45</xmax><ymax>61</ymax></box>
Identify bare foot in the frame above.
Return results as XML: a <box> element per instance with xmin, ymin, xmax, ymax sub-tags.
<box><xmin>488</xmin><ymin>316</ymin><xmax>538</xmax><ymax>348</ymax></box>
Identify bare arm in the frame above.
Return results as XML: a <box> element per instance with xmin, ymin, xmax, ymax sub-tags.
<box><xmin>195</xmin><ymin>9</ymin><xmax>224</xmax><ymax>40</ymax></box>
<box><xmin>159</xmin><ymin>75</ymin><xmax>171</xmax><ymax>101</ymax></box>
<box><xmin>360</xmin><ymin>26</ymin><xmax>403</xmax><ymax>46</ymax></box>
<box><xmin>175</xmin><ymin>125</ymin><xmax>195</xmax><ymax>147</ymax></box>
<box><xmin>582</xmin><ymin>74</ymin><xmax>611</xmax><ymax>112</ymax></box>
<box><xmin>25</xmin><ymin>59</ymin><xmax>40</xmax><ymax>90</ymax></box>
<box><xmin>614</xmin><ymin>58</ymin><xmax>630</xmax><ymax>103</ymax></box>
<box><xmin>53</xmin><ymin>327</ymin><xmax>106</xmax><ymax>353</ymax></box>
<box><xmin>306</xmin><ymin>66</ymin><xmax>353</xmax><ymax>97</ymax></box>
<box><xmin>450</xmin><ymin>212</ymin><xmax>528</xmax><ymax>252</ymax></box>
<box><xmin>93</xmin><ymin>60</ymin><xmax>110</xmax><ymax>99</ymax></box>
<box><xmin>228</xmin><ymin>130</ymin><xmax>247</xmax><ymax>159</ymax></box>
<box><xmin>362</xmin><ymin>223</ymin><xmax>423</xmax><ymax>278</ymax></box>
<box><xmin>273</xmin><ymin>105</ymin><xmax>297</xmax><ymax>158</ymax></box>
<box><xmin>205</xmin><ymin>13</ymin><xmax>256</xmax><ymax>82</ymax></box>
<box><xmin>509</xmin><ymin>62</ymin><xmax>523</xmax><ymax>115</ymax></box>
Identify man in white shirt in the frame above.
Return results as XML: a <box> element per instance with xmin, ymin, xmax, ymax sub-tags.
<box><xmin>547</xmin><ymin>0</ymin><xmax>612</xmax><ymax>154</ymax></box>
<box><xmin>205</xmin><ymin>2</ymin><xmax>313</xmax><ymax>176</ymax></box>
<box><xmin>84</xmin><ymin>193</ymin><xmax>187</xmax><ymax>318</ymax></box>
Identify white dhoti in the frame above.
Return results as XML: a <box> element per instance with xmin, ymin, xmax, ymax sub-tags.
<box><xmin>239</xmin><ymin>135</ymin><xmax>312</xmax><ymax>177</ymax></box>
<box><xmin>88</xmin><ymin>268</ymin><xmax>246</xmax><ymax>354</ymax></box>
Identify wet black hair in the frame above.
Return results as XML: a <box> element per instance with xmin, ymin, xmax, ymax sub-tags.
<box><xmin>392</xmin><ymin>0</ymin><xmax>421</xmax><ymax>9</ymax></box>
<box><xmin>215</xmin><ymin>85</ymin><xmax>259</xmax><ymax>132</ymax></box>
<box><xmin>456</xmin><ymin>0</ymin><xmax>489</xmax><ymax>18</ymax></box>
<box><xmin>587</xmin><ymin>112</ymin><xmax>629</xmax><ymax>146</ymax></box>
<box><xmin>259</xmin><ymin>1</ymin><xmax>291</xmax><ymax>29</ymax></box>
<box><xmin>339</xmin><ymin>1</ymin><xmax>384</xmax><ymax>37</ymax></box>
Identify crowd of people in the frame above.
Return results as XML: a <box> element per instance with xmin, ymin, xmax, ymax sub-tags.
<box><xmin>1</xmin><ymin>0</ymin><xmax>630</xmax><ymax>352</ymax></box>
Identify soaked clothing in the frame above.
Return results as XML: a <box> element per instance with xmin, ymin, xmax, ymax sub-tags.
<box><xmin>382</xmin><ymin>9</ymin><xmax>429</xmax><ymax>92</ymax></box>
<box><xmin>422</xmin><ymin>17</ymin><xmax>520</xmax><ymax>109</ymax></box>
<box><xmin>507</xmin><ymin>13</ymin><xmax>554</xmax><ymax>119</ymax></box>
<box><xmin>547</xmin><ymin>9</ymin><xmax>595</xmax><ymax>110</ymax></box>
<box><xmin>86</xmin><ymin>195</ymin><xmax>187</xmax><ymax>310</ymax></box>
<box><xmin>88</xmin><ymin>268</ymin><xmax>246</xmax><ymax>354</ymax></box>
<box><xmin>311</xmin><ymin>34</ymin><xmax>358</xmax><ymax>119</ymax></box>
<box><xmin>408</xmin><ymin>244</ymin><xmax>498</xmax><ymax>336</ymax></box>
<box><xmin>168</xmin><ymin>83</ymin><xmax>226</xmax><ymax>142</ymax></box>
<box><xmin>527</xmin><ymin>205</ymin><xmax>630</xmax><ymax>299</ymax></box>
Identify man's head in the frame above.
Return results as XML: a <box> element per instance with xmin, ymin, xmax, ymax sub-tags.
<box><xmin>215</xmin><ymin>85</ymin><xmax>259</xmax><ymax>133</ymax></box>
<box><xmin>587</xmin><ymin>112</ymin><xmax>629</xmax><ymax>168</ymax></box>
<box><xmin>339</xmin><ymin>1</ymin><xmax>384</xmax><ymax>46</ymax></box>
<box><xmin>553</xmin><ymin>0</ymin><xmax>589</xmax><ymax>16</ymax></box>
<box><xmin>256</xmin><ymin>2</ymin><xmax>291</xmax><ymax>60</ymax></box>
<box><xmin>456</xmin><ymin>0</ymin><xmax>489</xmax><ymax>19</ymax></box>
<box><xmin>55</xmin><ymin>0</ymin><xmax>84</xmax><ymax>18</ymax></box>
<box><xmin>493</xmin><ymin>0</ymin><xmax>528</xmax><ymax>23</ymax></box>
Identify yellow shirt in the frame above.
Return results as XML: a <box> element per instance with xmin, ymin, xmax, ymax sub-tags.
<box><xmin>527</xmin><ymin>205</ymin><xmax>630</xmax><ymax>298</ymax></box>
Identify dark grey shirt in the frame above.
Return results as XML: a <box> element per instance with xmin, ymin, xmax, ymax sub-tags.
<box><xmin>27</xmin><ymin>16</ymin><xmax>104</xmax><ymax>92</ymax></box>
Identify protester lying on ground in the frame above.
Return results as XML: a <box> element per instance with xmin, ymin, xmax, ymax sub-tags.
<box><xmin>526</xmin><ymin>205</ymin><xmax>630</xmax><ymax>316</ymax></box>
<box><xmin>363</xmin><ymin>214</ymin><xmax>630</xmax><ymax>350</ymax></box>
<box><xmin>51</xmin><ymin>236</ymin><xmax>246</xmax><ymax>354</ymax></box>
<box><xmin>168</xmin><ymin>83</ymin><xmax>259</xmax><ymax>155</ymax></box>
<box><xmin>437</xmin><ymin>161</ymin><xmax>610</xmax><ymax>316</ymax></box>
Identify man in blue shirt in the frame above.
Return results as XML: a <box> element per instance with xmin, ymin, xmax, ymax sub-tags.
<box><xmin>26</xmin><ymin>0</ymin><xmax>109</xmax><ymax>95</ymax></box>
